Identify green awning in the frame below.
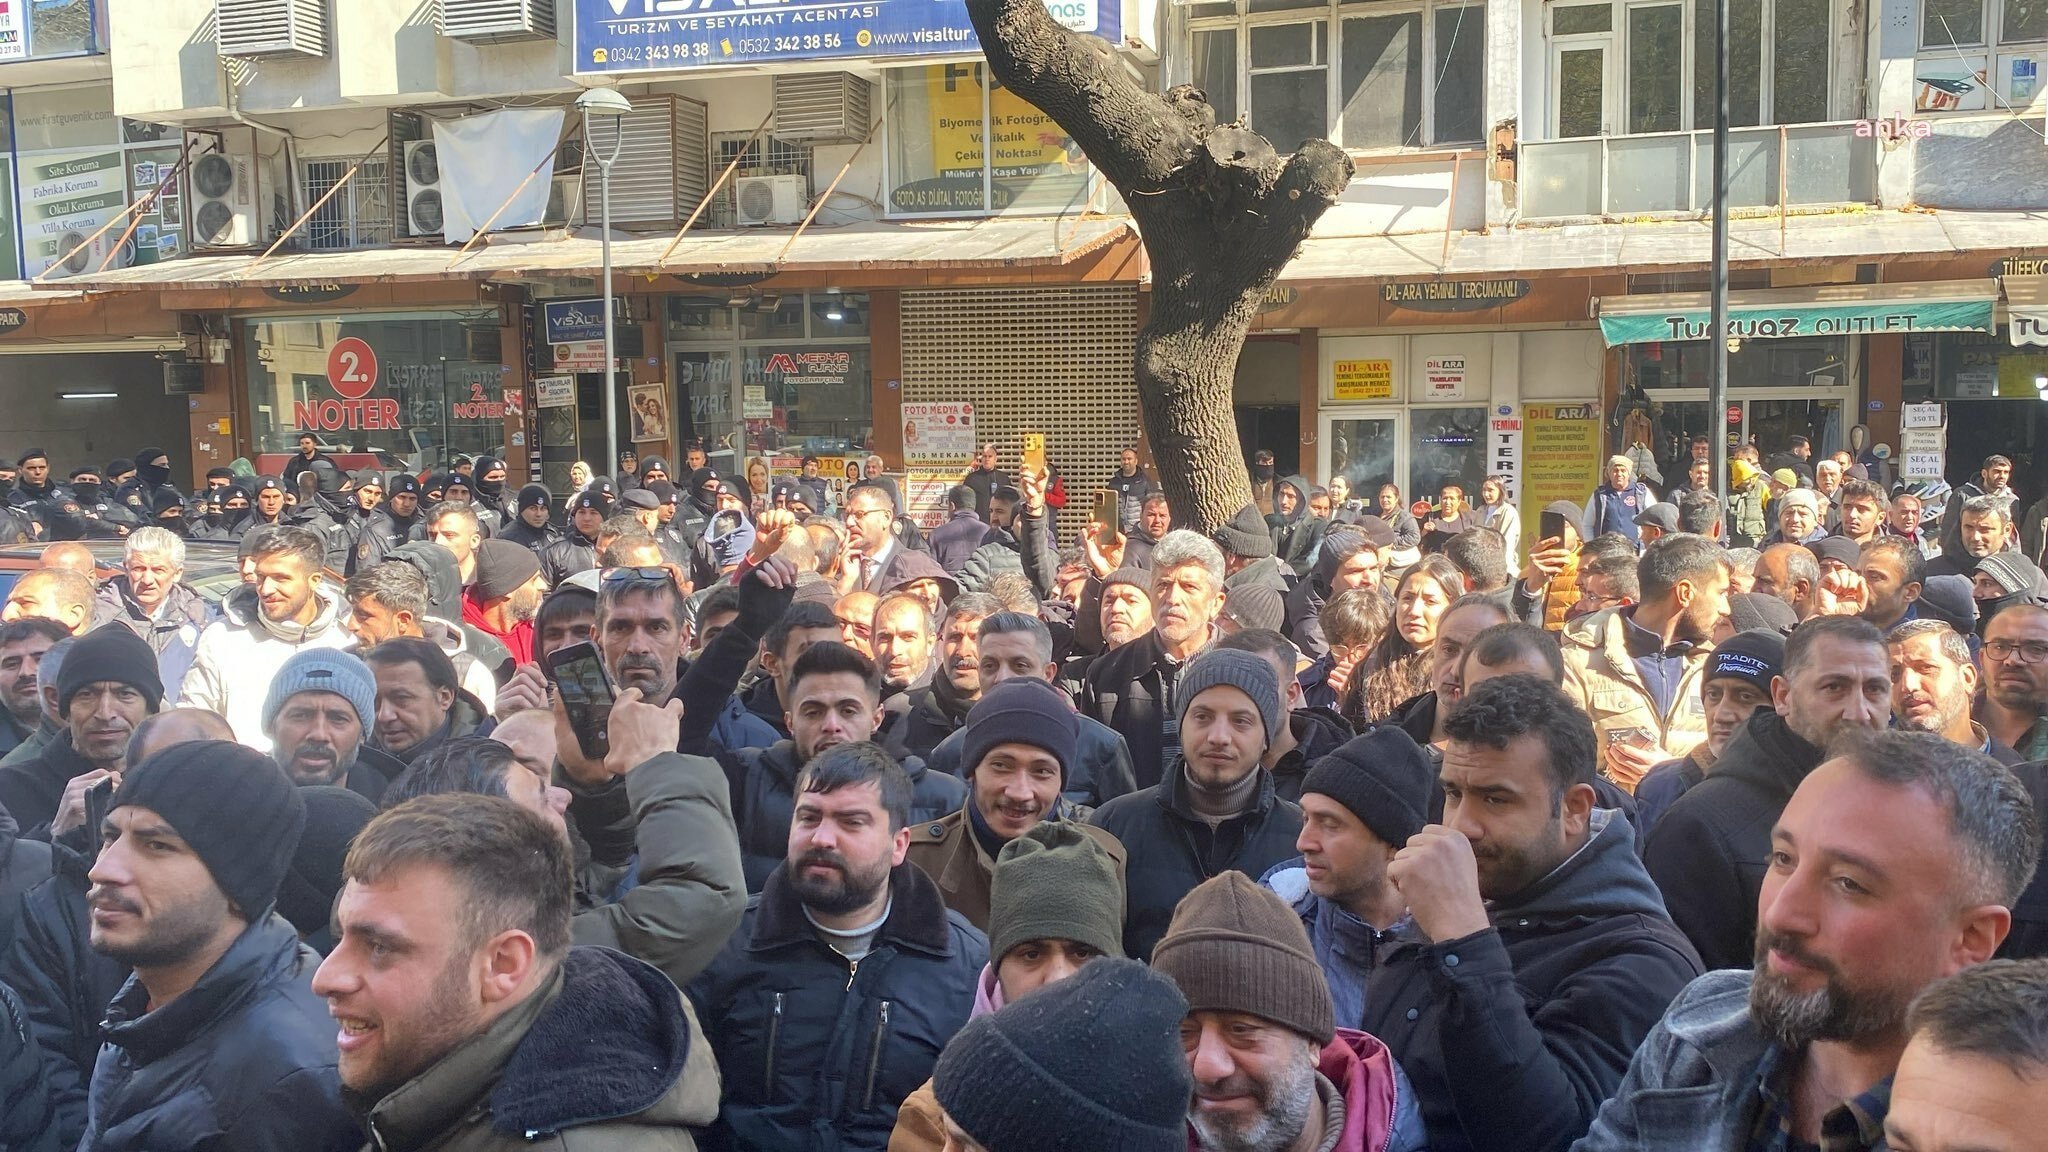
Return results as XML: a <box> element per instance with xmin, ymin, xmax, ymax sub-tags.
<box><xmin>1597</xmin><ymin>279</ymin><xmax>1998</xmax><ymax>346</ymax></box>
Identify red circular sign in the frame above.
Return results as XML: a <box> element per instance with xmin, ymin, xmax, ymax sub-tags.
<box><xmin>1725</xmin><ymin>405</ymin><xmax>1742</xmax><ymax>424</ymax></box>
<box><xmin>326</xmin><ymin>338</ymin><xmax>379</xmax><ymax>400</ymax></box>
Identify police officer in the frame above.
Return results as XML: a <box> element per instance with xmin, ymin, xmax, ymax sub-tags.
<box><xmin>9</xmin><ymin>449</ymin><xmax>85</xmax><ymax>540</ymax></box>
<box><xmin>114</xmin><ymin>446</ymin><xmax>182</xmax><ymax>516</ymax></box>
<box><xmin>68</xmin><ymin>466</ymin><xmax>140</xmax><ymax>539</ymax></box>
<box><xmin>353</xmin><ymin>472</ymin><xmax>424</xmax><ymax>574</ymax></box>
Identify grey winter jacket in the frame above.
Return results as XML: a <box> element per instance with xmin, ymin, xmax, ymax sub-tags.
<box><xmin>94</xmin><ymin>577</ymin><xmax>215</xmax><ymax>691</ymax></box>
<box><xmin>1569</xmin><ymin>970</ymin><xmax>1777</xmax><ymax>1152</ymax></box>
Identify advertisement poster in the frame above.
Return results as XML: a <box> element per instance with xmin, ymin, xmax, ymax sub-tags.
<box><xmin>1424</xmin><ymin>356</ymin><xmax>1468</xmax><ymax>400</ymax></box>
<box><xmin>535</xmin><ymin>375</ymin><xmax>576</xmax><ymax>408</ymax></box>
<box><xmin>552</xmin><ymin>341</ymin><xmax>609</xmax><ymax>372</ymax></box>
<box><xmin>573</xmin><ymin>0</ymin><xmax>1117</xmax><ymax>75</ymax></box>
<box><xmin>890</xmin><ymin>64</ymin><xmax>1082</xmax><ymax>214</ymax></box>
<box><xmin>901</xmin><ymin>401</ymin><xmax>975</xmax><ymax>469</ymax></box>
<box><xmin>542</xmin><ymin>298</ymin><xmax>608</xmax><ymax>344</ymax></box>
<box><xmin>1332</xmin><ymin>359</ymin><xmax>1394</xmax><ymax>401</ymax></box>
<box><xmin>0</xmin><ymin>0</ymin><xmax>24</xmax><ymax>62</ymax></box>
<box><xmin>0</xmin><ymin>159</ymin><xmax>20</xmax><ymax>280</ymax></box>
<box><xmin>123</xmin><ymin>143</ymin><xmax>182</xmax><ymax>265</ymax></box>
<box><xmin>22</xmin><ymin>149</ymin><xmax>127</xmax><ymax>277</ymax></box>
<box><xmin>1521</xmin><ymin>403</ymin><xmax>1602</xmax><ymax>523</ymax></box>
<box><xmin>1489</xmin><ymin>415</ymin><xmax>1522</xmax><ymax>502</ymax></box>
<box><xmin>903</xmin><ymin>471</ymin><xmax>954</xmax><ymax>529</ymax></box>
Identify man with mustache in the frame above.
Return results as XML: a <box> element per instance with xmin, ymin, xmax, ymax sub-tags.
<box><xmin>264</xmin><ymin>647</ymin><xmax>406</xmax><ymax>804</ymax></box>
<box><xmin>907</xmin><ymin>677</ymin><xmax>1126</xmax><ymax>929</ymax></box>
<box><xmin>0</xmin><ymin>616</ymin><xmax>64</xmax><ymax>757</ymax></box>
<box><xmin>80</xmin><ymin>739</ymin><xmax>357</xmax><ymax>1151</ymax></box>
<box><xmin>890</xmin><ymin>592</ymin><xmax>1001</xmax><ymax>760</ymax></box>
<box><xmin>1976</xmin><ymin>603</ymin><xmax>2048</xmax><ymax>761</ymax></box>
<box><xmin>687</xmin><ymin>741</ymin><xmax>988</xmax><ymax>1152</ymax></box>
<box><xmin>1359</xmin><ymin>674</ymin><xmax>1700</xmax><ymax>1152</ymax></box>
<box><xmin>1889</xmin><ymin>620</ymin><xmax>2019</xmax><ymax>761</ymax></box>
<box><xmin>1576</xmin><ymin>730</ymin><xmax>2039</xmax><ymax>1152</ymax></box>
<box><xmin>1635</xmin><ymin>629</ymin><xmax>1785</xmax><ymax>833</ymax></box>
<box><xmin>0</xmin><ymin>626</ymin><xmax>160</xmax><ymax>841</ymax></box>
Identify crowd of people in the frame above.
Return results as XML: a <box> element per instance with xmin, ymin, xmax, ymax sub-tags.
<box><xmin>0</xmin><ymin>428</ymin><xmax>2043</xmax><ymax>1152</ymax></box>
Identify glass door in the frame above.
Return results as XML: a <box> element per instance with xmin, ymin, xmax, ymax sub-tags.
<box><xmin>672</xmin><ymin>349</ymin><xmax>741</xmax><ymax>474</ymax></box>
<box><xmin>1744</xmin><ymin>396</ymin><xmax>1844</xmax><ymax>462</ymax></box>
<box><xmin>1642</xmin><ymin>388</ymin><xmax>1850</xmax><ymax>484</ymax></box>
<box><xmin>1322</xmin><ymin>410</ymin><xmax>1402</xmax><ymax>510</ymax></box>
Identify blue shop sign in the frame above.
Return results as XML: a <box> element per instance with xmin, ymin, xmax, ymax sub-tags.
<box><xmin>543</xmin><ymin>298</ymin><xmax>610</xmax><ymax>345</ymax></box>
<box><xmin>572</xmin><ymin>0</ymin><xmax>1119</xmax><ymax>74</ymax></box>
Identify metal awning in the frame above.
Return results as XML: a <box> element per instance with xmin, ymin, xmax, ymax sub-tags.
<box><xmin>2004</xmin><ymin>275</ymin><xmax>2048</xmax><ymax>346</ymax></box>
<box><xmin>33</xmin><ymin>215</ymin><xmax>1136</xmax><ymax>292</ymax></box>
<box><xmin>1594</xmin><ymin>279</ymin><xmax>1999</xmax><ymax>347</ymax></box>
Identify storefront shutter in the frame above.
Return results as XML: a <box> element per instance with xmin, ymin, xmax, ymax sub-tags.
<box><xmin>900</xmin><ymin>285</ymin><xmax>1141</xmax><ymax>542</ymax></box>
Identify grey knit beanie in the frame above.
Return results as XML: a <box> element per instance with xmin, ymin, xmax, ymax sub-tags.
<box><xmin>1176</xmin><ymin>647</ymin><xmax>1283</xmax><ymax>748</ymax></box>
<box><xmin>262</xmin><ymin>648</ymin><xmax>377</xmax><ymax>737</ymax></box>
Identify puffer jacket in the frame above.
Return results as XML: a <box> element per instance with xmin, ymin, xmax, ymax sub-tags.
<box><xmin>358</xmin><ymin>947</ymin><xmax>720</xmax><ymax>1152</ymax></box>
<box><xmin>94</xmin><ymin>576</ymin><xmax>215</xmax><ymax>691</ymax></box>
<box><xmin>1360</xmin><ymin>811</ymin><xmax>1702</xmax><ymax>1152</ymax></box>
<box><xmin>686</xmin><ymin>861</ymin><xmax>988</xmax><ymax>1152</ymax></box>
<box><xmin>1089</xmin><ymin>766</ymin><xmax>1304</xmax><ymax>960</ymax></box>
<box><xmin>724</xmin><ymin>740</ymin><xmax>962</xmax><ymax>894</ymax></box>
<box><xmin>79</xmin><ymin>913</ymin><xmax>357</xmax><ymax>1152</ymax></box>
<box><xmin>1727</xmin><ymin>478</ymin><xmax>1769</xmax><ymax>546</ymax></box>
<box><xmin>176</xmin><ymin>583</ymin><xmax>356</xmax><ymax>752</ymax></box>
<box><xmin>0</xmin><ymin>980</ymin><xmax>64</xmax><ymax>1152</ymax></box>
<box><xmin>1559</xmin><ymin>605</ymin><xmax>1709</xmax><ymax>783</ymax></box>
<box><xmin>925</xmin><ymin>709</ymin><xmax>1138</xmax><ymax>811</ymax></box>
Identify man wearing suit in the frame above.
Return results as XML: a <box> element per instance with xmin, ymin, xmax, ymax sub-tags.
<box><xmin>847</xmin><ymin>481</ymin><xmax>919</xmax><ymax>593</ymax></box>
<box><xmin>929</xmin><ymin>486</ymin><xmax>992</xmax><ymax>575</ymax></box>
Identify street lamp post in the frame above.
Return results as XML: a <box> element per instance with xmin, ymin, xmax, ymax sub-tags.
<box><xmin>1709</xmin><ymin>0</ymin><xmax>1731</xmax><ymax>512</ymax></box>
<box><xmin>577</xmin><ymin>87</ymin><xmax>634</xmax><ymax>481</ymax></box>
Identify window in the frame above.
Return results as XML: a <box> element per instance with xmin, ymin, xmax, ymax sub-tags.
<box><xmin>709</xmin><ymin>134</ymin><xmax>813</xmax><ymax>227</ymax></box>
<box><xmin>1190</xmin><ymin>0</ymin><xmax>1486</xmax><ymax>152</ymax></box>
<box><xmin>1548</xmin><ymin>0</ymin><xmax>1832</xmax><ymax>137</ymax></box>
<box><xmin>301</xmin><ymin>159</ymin><xmax>393</xmax><ymax>251</ymax></box>
<box><xmin>665</xmin><ymin>292</ymin><xmax>873</xmax><ymax>460</ymax></box>
<box><xmin>1921</xmin><ymin>0</ymin><xmax>2048</xmax><ymax>47</ymax></box>
<box><xmin>884</xmin><ymin>63</ymin><xmax>1092</xmax><ymax>216</ymax></box>
<box><xmin>1918</xmin><ymin>0</ymin><xmax>2048</xmax><ymax>113</ymax></box>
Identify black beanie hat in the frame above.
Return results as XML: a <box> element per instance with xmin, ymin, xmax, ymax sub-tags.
<box><xmin>57</xmin><ymin>626</ymin><xmax>164</xmax><ymax>716</ymax></box>
<box><xmin>1221</xmin><ymin>581</ymin><xmax>1285</xmax><ymax>633</ymax></box>
<box><xmin>1918</xmin><ymin>575</ymin><xmax>1979</xmax><ymax>635</ymax></box>
<box><xmin>113</xmin><ymin>740</ymin><xmax>306</xmax><ymax>919</ymax></box>
<box><xmin>109</xmin><ymin>458</ymin><xmax>138</xmax><ymax>478</ymax></box>
<box><xmin>16</xmin><ymin>447</ymin><xmax>46</xmax><ymax>466</ymax></box>
<box><xmin>205</xmin><ymin>465</ymin><xmax>233</xmax><ymax>481</ymax></box>
<box><xmin>517</xmin><ymin>483</ymin><xmax>551</xmax><ymax>512</ymax></box>
<box><xmin>1211</xmin><ymin>503</ymin><xmax>1276</xmax><ymax>559</ymax></box>
<box><xmin>934</xmin><ymin>958</ymin><xmax>1192</xmax><ymax>1152</ymax></box>
<box><xmin>1304</xmin><ymin>726</ymin><xmax>1434</xmax><ymax>850</ymax></box>
<box><xmin>962</xmin><ymin>678</ymin><xmax>1079</xmax><ymax>785</ymax></box>
<box><xmin>388</xmin><ymin>474</ymin><xmax>422</xmax><ymax>498</ymax></box>
<box><xmin>275</xmin><ymin>785</ymin><xmax>377</xmax><ymax>939</ymax></box>
<box><xmin>1726</xmin><ymin>592</ymin><xmax>1798</xmax><ymax>636</ymax></box>
<box><xmin>1705</xmin><ymin>629</ymin><xmax>1786</xmax><ymax>694</ymax></box>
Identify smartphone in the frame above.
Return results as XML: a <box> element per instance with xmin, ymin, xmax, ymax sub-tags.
<box><xmin>1539</xmin><ymin>509</ymin><xmax>1570</xmax><ymax>544</ymax></box>
<box><xmin>545</xmin><ymin>641</ymin><xmax>615</xmax><ymax>762</ymax></box>
<box><xmin>1021</xmin><ymin>432</ymin><xmax>1046</xmax><ymax>479</ymax></box>
<box><xmin>1605</xmin><ymin>727</ymin><xmax>1661</xmax><ymax>753</ymax></box>
<box><xmin>1092</xmin><ymin>489</ymin><xmax>1119</xmax><ymax>540</ymax></box>
<box><xmin>83</xmin><ymin>776</ymin><xmax>115</xmax><ymax>844</ymax></box>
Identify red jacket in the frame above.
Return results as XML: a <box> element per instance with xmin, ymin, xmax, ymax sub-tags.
<box><xmin>462</xmin><ymin>588</ymin><xmax>534</xmax><ymax>665</ymax></box>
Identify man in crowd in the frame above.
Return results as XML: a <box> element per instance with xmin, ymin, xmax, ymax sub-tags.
<box><xmin>179</xmin><ymin>526</ymin><xmax>354</xmax><ymax>750</ymax></box>
<box><xmin>497</xmin><ymin>484</ymin><xmax>559</xmax><ymax>556</ymax></box>
<box><xmin>81</xmin><ymin>739</ymin><xmax>357</xmax><ymax>1150</ymax></box>
<box><xmin>1890</xmin><ymin>619</ymin><xmax>2018</xmax><ymax>761</ymax></box>
<box><xmin>1886</xmin><ymin>959</ymin><xmax>2048</xmax><ymax>1151</ymax></box>
<box><xmin>1929</xmin><ymin>495</ymin><xmax>2016</xmax><ymax>579</ymax></box>
<box><xmin>1835</xmin><ymin>477</ymin><xmax>1886</xmax><ymax>548</ymax></box>
<box><xmin>1577</xmin><ymin>729</ymin><xmax>2038</xmax><ymax>1151</ymax></box>
<box><xmin>931</xmin><ymin>485</ymin><xmax>992</xmax><ymax>574</ymax></box>
<box><xmin>1090</xmin><ymin>647</ymin><xmax>1303</xmax><ymax>959</ymax></box>
<box><xmin>1634</xmin><ymin>629</ymin><xmax>1785</xmax><ymax>833</ymax></box>
<box><xmin>342</xmin><ymin>561</ymin><xmax>499</xmax><ymax>709</ymax></box>
<box><xmin>2</xmin><ymin>567</ymin><xmax>94</xmax><ymax>635</ymax></box>
<box><xmin>96</xmin><ymin>527</ymin><xmax>213</xmax><ymax>688</ymax></box>
<box><xmin>908</xmin><ymin>677</ymin><xmax>1126</xmax><ymax>928</ymax></box>
<box><xmin>364</xmin><ymin>637</ymin><xmax>493</xmax><ymax>767</ymax></box>
<box><xmin>424</xmin><ymin>502</ymin><xmax>484</xmax><ymax>588</ymax></box>
<box><xmin>1752</xmin><ymin>542</ymin><xmax>1823</xmax><ymax>621</ymax></box>
<box><xmin>541</xmin><ymin>488</ymin><xmax>607</xmax><ymax>585</ymax></box>
<box><xmin>872</xmin><ymin>590</ymin><xmax>937</xmax><ymax>702</ymax></box>
<box><xmin>0</xmin><ymin>626</ymin><xmax>160</xmax><ymax>839</ymax></box>
<box><xmin>963</xmin><ymin>443</ymin><xmax>1006</xmax><ymax>519</ymax></box>
<box><xmin>1261</xmin><ymin>725</ymin><xmax>1436</xmax><ymax>1028</ymax></box>
<box><xmin>1560</xmin><ymin>533</ymin><xmax>1727</xmax><ymax>791</ymax></box>
<box><xmin>742</xmin><ymin>600</ymin><xmax>843</xmax><ymax>741</ymax></box>
<box><xmin>1860</xmin><ymin>535</ymin><xmax>1925</xmax><ymax>633</ymax></box>
<box><xmin>847</xmin><ymin>482</ymin><xmax>921</xmax><ymax>592</ymax></box>
<box><xmin>460</xmin><ymin>539</ymin><xmax>545</xmax><ymax>666</ymax></box>
<box><xmin>1214</xmin><ymin>628</ymin><xmax>1351</xmax><ymax>803</ymax></box>
<box><xmin>1155</xmin><ymin>869</ymin><xmax>1424</xmax><ymax>1152</ymax></box>
<box><xmin>0</xmin><ymin>617</ymin><xmax>62</xmax><ymax>757</ymax></box>
<box><xmin>1767</xmin><ymin>488</ymin><xmax>1828</xmax><ymax>547</ymax></box>
<box><xmin>687</xmin><ymin>742</ymin><xmax>988</xmax><ymax>1152</ymax></box>
<box><xmin>1583</xmin><ymin>456</ymin><xmax>1652</xmax><ymax>547</ymax></box>
<box><xmin>1646</xmin><ymin>615</ymin><xmax>1893</xmax><ymax>970</ymax></box>
<box><xmin>350</xmin><ymin>473</ymin><xmax>421</xmax><ymax>574</ymax></box>
<box><xmin>314</xmin><ymin>792</ymin><xmax>722</xmax><ymax>1147</ymax></box>
<box><xmin>1977</xmin><ymin>603</ymin><xmax>2048</xmax><ymax>760</ymax></box>
<box><xmin>1357</xmin><ymin>674</ymin><xmax>1701</xmax><ymax>1152</ymax></box>
<box><xmin>892</xmin><ymin>592</ymin><xmax>1000</xmax><ymax>759</ymax></box>
<box><xmin>1105</xmin><ymin>446</ymin><xmax>1159</xmax><ymax>533</ymax></box>
<box><xmin>1081</xmin><ymin>530</ymin><xmax>1228</xmax><ymax>790</ymax></box>
<box><xmin>1766</xmin><ymin>433</ymin><xmax>1817</xmax><ymax>485</ymax></box>
<box><xmin>265</xmin><ymin>647</ymin><xmax>405</xmax><ymax>803</ymax></box>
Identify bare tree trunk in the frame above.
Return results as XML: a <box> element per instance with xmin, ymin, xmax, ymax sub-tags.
<box><xmin>964</xmin><ymin>0</ymin><xmax>1354</xmax><ymax>534</ymax></box>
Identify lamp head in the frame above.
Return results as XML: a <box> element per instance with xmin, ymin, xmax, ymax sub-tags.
<box><xmin>576</xmin><ymin>88</ymin><xmax>635</xmax><ymax>118</ymax></box>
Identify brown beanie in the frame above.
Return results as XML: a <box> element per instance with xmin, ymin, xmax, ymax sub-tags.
<box><xmin>1150</xmin><ymin>871</ymin><xmax>1334</xmax><ymax>1044</ymax></box>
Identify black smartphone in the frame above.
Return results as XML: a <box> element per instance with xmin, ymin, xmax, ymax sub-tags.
<box><xmin>84</xmin><ymin>775</ymin><xmax>115</xmax><ymax>843</ymax></box>
<box><xmin>545</xmin><ymin>641</ymin><xmax>615</xmax><ymax>762</ymax></box>
<box><xmin>1539</xmin><ymin>509</ymin><xmax>1569</xmax><ymax>545</ymax></box>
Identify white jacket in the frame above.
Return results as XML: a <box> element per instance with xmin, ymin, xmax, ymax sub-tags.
<box><xmin>177</xmin><ymin>583</ymin><xmax>356</xmax><ymax>751</ymax></box>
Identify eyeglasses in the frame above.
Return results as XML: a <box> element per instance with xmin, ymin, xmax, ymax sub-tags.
<box><xmin>601</xmin><ymin>566</ymin><xmax>673</xmax><ymax>587</ymax></box>
<box><xmin>1984</xmin><ymin>639</ymin><xmax>2048</xmax><ymax>663</ymax></box>
<box><xmin>848</xmin><ymin>506</ymin><xmax>892</xmax><ymax>521</ymax></box>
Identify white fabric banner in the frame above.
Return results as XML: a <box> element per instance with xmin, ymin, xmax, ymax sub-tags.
<box><xmin>431</xmin><ymin>109</ymin><xmax>566</xmax><ymax>243</ymax></box>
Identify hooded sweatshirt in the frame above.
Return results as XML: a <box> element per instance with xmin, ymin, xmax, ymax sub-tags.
<box><xmin>175</xmin><ymin>583</ymin><xmax>355</xmax><ymax>752</ymax></box>
<box><xmin>1269</xmin><ymin>475</ymin><xmax>1325</xmax><ymax>578</ymax></box>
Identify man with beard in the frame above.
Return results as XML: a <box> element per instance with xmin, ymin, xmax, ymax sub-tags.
<box><xmin>351</xmin><ymin>473</ymin><xmax>421</xmax><ymax>575</ymax></box>
<box><xmin>1929</xmin><ymin>495</ymin><xmax>2016</xmax><ymax>580</ymax></box>
<box><xmin>343</xmin><ymin>561</ymin><xmax>500</xmax><ymax>710</ymax></box>
<box><xmin>1218</xmin><ymin>628</ymin><xmax>1354</xmax><ymax>804</ymax></box>
<box><xmin>96</xmin><ymin>527</ymin><xmax>215</xmax><ymax>688</ymax></box>
<box><xmin>264</xmin><ymin>647</ymin><xmax>405</xmax><ymax>803</ymax></box>
<box><xmin>79</xmin><ymin>739</ymin><xmax>356</xmax><ymax>1151</ymax></box>
<box><xmin>1081</xmin><ymin>531</ymin><xmax>1229</xmax><ymax>790</ymax></box>
<box><xmin>0</xmin><ymin>627</ymin><xmax>160</xmax><ymax>840</ymax></box>
<box><xmin>497</xmin><ymin>484</ymin><xmax>558</xmax><ymax>555</ymax></box>
<box><xmin>461</xmin><ymin>540</ymin><xmax>544</xmax><ymax>665</ymax></box>
<box><xmin>363</xmin><ymin>638</ymin><xmax>493</xmax><ymax>767</ymax></box>
<box><xmin>1154</xmin><ymin>870</ymin><xmax>1424</xmax><ymax>1152</ymax></box>
<box><xmin>425</xmin><ymin>502</ymin><xmax>484</xmax><ymax>587</ymax></box>
<box><xmin>1098</xmin><ymin>567</ymin><xmax>1156</xmax><ymax>651</ymax></box>
<box><xmin>1859</xmin><ymin>535</ymin><xmax>1925</xmax><ymax>632</ymax></box>
<box><xmin>0</xmin><ymin>617</ymin><xmax>63</xmax><ymax>756</ymax></box>
<box><xmin>1889</xmin><ymin>620</ymin><xmax>2019</xmax><ymax>762</ymax></box>
<box><xmin>1355</xmin><ymin>675</ymin><xmax>1701</xmax><ymax>1152</ymax></box>
<box><xmin>1560</xmin><ymin>534</ymin><xmax>1728</xmax><ymax>792</ymax></box>
<box><xmin>281</xmin><ymin>432</ymin><xmax>329</xmax><ymax>486</ymax></box>
<box><xmin>907</xmin><ymin>677</ymin><xmax>1126</xmax><ymax>929</ymax></box>
<box><xmin>890</xmin><ymin>591</ymin><xmax>1000</xmax><ymax>759</ymax></box>
<box><xmin>872</xmin><ymin>590</ymin><xmax>937</xmax><ymax>700</ymax></box>
<box><xmin>1977</xmin><ymin>603</ymin><xmax>2048</xmax><ymax>760</ymax></box>
<box><xmin>687</xmin><ymin>741</ymin><xmax>987</xmax><ymax>1152</ymax></box>
<box><xmin>1577</xmin><ymin>730</ymin><xmax>2038</xmax><ymax>1152</ymax></box>
<box><xmin>1646</xmin><ymin>616</ymin><xmax>1894</xmax><ymax>971</ymax></box>
<box><xmin>312</xmin><ymin>791</ymin><xmax>723</xmax><ymax>1148</ymax></box>
<box><xmin>179</xmin><ymin>526</ymin><xmax>354</xmax><ymax>750</ymax></box>
<box><xmin>1634</xmin><ymin>629</ymin><xmax>1785</xmax><ymax>833</ymax></box>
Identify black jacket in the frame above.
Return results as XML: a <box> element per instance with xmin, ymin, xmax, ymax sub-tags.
<box><xmin>497</xmin><ymin>516</ymin><xmax>560</xmax><ymax>555</ymax></box>
<box><xmin>541</xmin><ymin>528</ymin><xmax>600</xmax><ymax>587</ymax></box>
<box><xmin>0</xmin><ymin>730</ymin><xmax>97</xmax><ymax>841</ymax></box>
<box><xmin>725</xmin><ymin>740</ymin><xmax>962</xmax><ymax>895</ymax></box>
<box><xmin>80</xmin><ymin>914</ymin><xmax>357</xmax><ymax>1152</ymax></box>
<box><xmin>1078</xmin><ymin>629</ymin><xmax>1189</xmax><ymax>791</ymax></box>
<box><xmin>686</xmin><ymin>861</ymin><xmax>988</xmax><ymax>1152</ymax></box>
<box><xmin>1268</xmin><ymin>707</ymin><xmax>1354</xmax><ymax>802</ymax></box>
<box><xmin>349</xmin><ymin>506</ymin><xmax>418</xmax><ymax>574</ymax></box>
<box><xmin>739</xmin><ymin>677</ymin><xmax>789</xmax><ymax>743</ymax></box>
<box><xmin>928</xmin><ymin>509</ymin><xmax>991</xmax><ymax>575</ymax></box>
<box><xmin>0</xmin><ymin>838</ymin><xmax>123</xmax><ymax>1148</ymax></box>
<box><xmin>0</xmin><ymin>980</ymin><xmax>64</xmax><ymax>1152</ymax></box>
<box><xmin>885</xmin><ymin>675</ymin><xmax>975</xmax><ymax>762</ymax></box>
<box><xmin>1361</xmin><ymin>811</ymin><xmax>1703</xmax><ymax>1152</ymax></box>
<box><xmin>1089</xmin><ymin>766</ymin><xmax>1304</xmax><ymax>960</ymax></box>
<box><xmin>925</xmin><ymin>709</ymin><xmax>1138</xmax><ymax>811</ymax></box>
<box><xmin>1997</xmin><ymin>760</ymin><xmax>2048</xmax><ymax>960</ymax></box>
<box><xmin>1642</xmin><ymin>707</ymin><xmax>1826</xmax><ymax>971</ymax></box>
<box><xmin>0</xmin><ymin>810</ymin><xmax>50</xmax><ymax>957</ymax></box>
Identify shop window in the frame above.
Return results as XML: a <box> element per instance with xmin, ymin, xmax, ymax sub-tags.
<box><xmin>302</xmin><ymin>159</ymin><xmax>394</xmax><ymax>251</ymax></box>
<box><xmin>1193</xmin><ymin>0</ymin><xmax>1485</xmax><ymax>153</ymax></box>
<box><xmin>1547</xmin><ymin>0</ymin><xmax>1833</xmax><ymax>137</ymax></box>
<box><xmin>667</xmin><ymin>292</ymin><xmax>873</xmax><ymax>461</ymax></box>
<box><xmin>1624</xmin><ymin>334</ymin><xmax>1847</xmax><ymax>391</ymax></box>
<box><xmin>885</xmin><ymin>63</ymin><xmax>1092</xmax><ymax>217</ymax></box>
<box><xmin>1919</xmin><ymin>0</ymin><xmax>2048</xmax><ymax>111</ymax></box>
<box><xmin>1408</xmin><ymin>407</ymin><xmax>1487</xmax><ymax>505</ymax></box>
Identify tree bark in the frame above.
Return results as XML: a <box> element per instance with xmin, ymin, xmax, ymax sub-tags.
<box><xmin>964</xmin><ymin>0</ymin><xmax>1354</xmax><ymax>535</ymax></box>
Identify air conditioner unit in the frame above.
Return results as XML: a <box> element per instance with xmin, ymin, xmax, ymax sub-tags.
<box><xmin>216</xmin><ymin>0</ymin><xmax>328</xmax><ymax>58</ymax></box>
<box><xmin>735</xmin><ymin>175</ymin><xmax>807</xmax><ymax>226</ymax></box>
<box><xmin>183</xmin><ymin>126</ymin><xmax>288</xmax><ymax>250</ymax></box>
<box><xmin>773</xmin><ymin>73</ymin><xmax>873</xmax><ymax>145</ymax></box>
<box><xmin>404</xmin><ymin>139</ymin><xmax>445</xmax><ymax>237</ymax></box>
<box><xmin>580</xmin><ymin>94</ymin><xmax>709</xmax><ymax>228</ymax></box>
<box><xmin>438</xmin><ymin>0</ymin><xmax>554</xmax><ymax>41</ymax></box>
<box><xmin>43</xmin><ymin>229</ymin><xmax>132</xmax><ymax>279</ymax></box>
